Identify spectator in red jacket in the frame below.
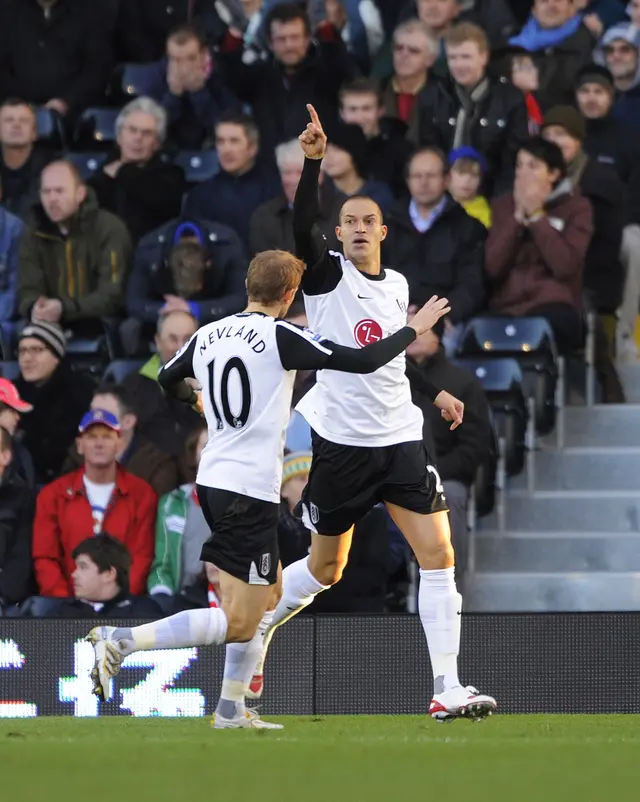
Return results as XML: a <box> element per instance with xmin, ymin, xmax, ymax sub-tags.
<box><xmin>32</xmin><ymin>409</ymin><xmax>157</xmax><ymax>599</ymax></box>
<box><xmin>485</xmin><ymin>137</ymin><xmax>593</xmax><ymax>353</ymax></box>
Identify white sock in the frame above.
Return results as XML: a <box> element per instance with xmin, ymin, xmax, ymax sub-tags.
<box><xmin>418</xmin><ymin>567</ymin><xmax>462</xmax><ymax>694</ymax></box>
<box><xmin>271</xmin><ymin>557</ymin><xmax>329</xmax><ymax>629</ymax></box>
<box><xmin>252</xmin><ymin>558</ymin><xmax>329</xmax><ymax>677</ymax></box>
<box><xmin>113</xmin><ymin>608</ymin><xmax>228</xmax><ymax>654</ymax></box>
<box><xmin>216</xmin><ymin>610</ymin><xmax>274</xmax><ymax>720</ymax></box>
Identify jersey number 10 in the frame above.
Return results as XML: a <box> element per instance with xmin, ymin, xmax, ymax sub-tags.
<box><xmin>207</xmin><ymin>357</ymin><xmax>252</xmax><ymax>430</ymax></box>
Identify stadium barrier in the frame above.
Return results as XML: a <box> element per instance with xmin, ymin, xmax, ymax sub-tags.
<box><xmin>1</xmin><ymin>613</ymin><xmax>638</xmax><ymax>717</ymax></box>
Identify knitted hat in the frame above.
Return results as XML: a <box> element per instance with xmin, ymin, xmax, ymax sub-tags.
<box><xmin>19</xmin><ymin>321</ymin><xmax>66</xmax><ymax>360</ymax></box>
<box><xmin>449</xmin><ymin>145</ymin><xmax>487</xmax><ymax>174</ymax></box>
<box><xmin>541</xmin><ymin>105</ymin><xmax>586</xmax><ymax>142</ymax></box>
<box><xmin>282</xmin><ymin>451</ymin><xmax>312</xmax><ymax>487</ymax></box>
<box><xmin>575</xmin><ymin>63</ymin><xmax>615</xmax><ymax>93</ymax></box>
<box><xmin>328</xmin><ymin>123</ymin><xmax>370</xmax><ymax>178</ymax></box>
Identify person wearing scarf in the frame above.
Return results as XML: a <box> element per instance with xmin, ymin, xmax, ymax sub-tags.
<box><xmin>417</xmin><ymin>22</ymin><xmax>528</xmax><ymax>195</ymax></box>
<box><xmin>508</xmin><ymin>0</ymin><xmax>596</xmax><ymax>108</ymax></box>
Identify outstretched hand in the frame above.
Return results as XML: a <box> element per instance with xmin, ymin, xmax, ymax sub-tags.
<box><xmin>299</xmin><ymin>104</ymin><xmax>327</xmax><ymax>160</ymax></box>
<box><xmin>407</xmin><ymin>295</ymin><xmax>451</xmax><ymax>337</ymax></box>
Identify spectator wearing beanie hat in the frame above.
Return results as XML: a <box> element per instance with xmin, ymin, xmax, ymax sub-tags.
<box><xmin>14</xmin><ymin>321</ymin><xmax>95</xmax><ymax>484</ymax></box>
<box><xmin>541</xmin><ymin>106</ymin><xmax>626</xmax><ymax>325</ymax></box>
<box><xmin>322</xmin><ymin>123</ymin><xmax>395</xmax><ymax>214</ymax></box>
<box><xmin>576</xmin><ymin>62</ymin><xmax>640</xmax><ymax>363</ymax></box>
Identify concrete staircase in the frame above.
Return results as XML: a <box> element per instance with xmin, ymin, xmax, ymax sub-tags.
<box><xmin>465</xmin><ymin>391</ymin><xmax>640</xmax><ymax>612</ymax></box>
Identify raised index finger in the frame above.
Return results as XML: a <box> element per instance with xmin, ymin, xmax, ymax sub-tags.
<box><xmin>306</xmin><ymin>103</ymin><xmax>322</xmax><ymax>128</ymax></box>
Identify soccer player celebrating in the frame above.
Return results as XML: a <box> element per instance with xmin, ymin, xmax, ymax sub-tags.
<box><xmin>250</xmin><ymin>106</ymin><xmax>497</xmax><ymax>722</ymax></box>
<box><xmin>86</xmin><ymin>249</ymin><xmax>451</xmax><ymax>728</ymax></box>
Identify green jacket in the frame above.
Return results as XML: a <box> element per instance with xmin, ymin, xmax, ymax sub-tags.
<box><xmin>18</xmin><ymin>187</ymin><xmax>131</xmax><ymax>321</ymax></box>
<box><xmin>147</xmin><ymin>483</ymin><xmax>192</xmax><ymax>595</ymax></box>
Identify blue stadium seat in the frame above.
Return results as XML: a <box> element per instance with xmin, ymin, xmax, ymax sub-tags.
<box><xmin>102</xmin><ymin>359</ymin><xmax>145</xmax><ymax>384</ymax></box>
<box><xmin>172</xmin><ymin>150</ymin><xmax>220</xmax><ymax>183</ymax></box>
<box><xmin>74</xmin><ymin>107</ymin><xmax>120</xmax><ymax>149</ymax></box>
<box><xmin>459</xmin><ymin>317</ymin><xmax>556</xmax><ymax>358</ymax></box>
<box><xmin>454</xmin><ymin>356</ymin><xmax>524</xmax><ymax>394</ymax></box>
<box><xmin>454</xmin><ymin>356</ymin><xmax>528</xmax><ymax>476</ymax></box>
<box><xmin>121</xmin><ymin>63</ymin><xmax>156</xmax><ymax>98</ymax></box>
<box><xmin>64</xmin><ymin>152</ymin><xmax>108</xmax><ymax>181</ymax></box>
<box><xmin>34</xmin><ymin>106</ymin><xmax>66</xmax><ymax>147</ymax></box>
<box><xmin>0</xmin><ymin>361</ymin><xmax>20</xmax><ymax>380</ymax></box>
<box><xmin>458</xmin><ymin>317</ymin><xmax>558</xmax><ymax>435</ymax></box>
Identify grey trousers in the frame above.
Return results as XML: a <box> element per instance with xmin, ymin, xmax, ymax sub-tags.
<box><xmin>443</xmin><ymin>479</ymin><xmax>471</xmax><ymax>590</ymax></box>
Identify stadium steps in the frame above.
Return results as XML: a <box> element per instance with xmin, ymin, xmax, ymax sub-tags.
<box><xmin>466</xmin><ymin>402</ymin><xmax>640</xmax><ymax>612</ymax></box>
<box><xmin>464</xmin><ymin>571</ymin><xmax>640</xmax><ymax>612</ymax></box>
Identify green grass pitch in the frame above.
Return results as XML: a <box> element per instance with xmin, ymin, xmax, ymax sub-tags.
<box><xmin>2</xmin><ymin>715</ymin><xmax>638</xmax><ymax>802</ymax></box>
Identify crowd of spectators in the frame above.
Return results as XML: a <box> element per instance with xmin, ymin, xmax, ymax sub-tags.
<box><xmin>1</xmin><ymin>0</ymin><xmax>639</xmax><ymax>616</ymax></box>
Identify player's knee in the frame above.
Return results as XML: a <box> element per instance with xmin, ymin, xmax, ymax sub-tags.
<box><xmin>225</xmin><ymin>613</ymin><xmax>259</xmax><ymax>643</ymax></box>
<box><xmin>308</xmin><ymin>556</ymin><xmax>346</xmax><ymax>586</ymax></box>
<box><xmin>422</xmin><ymin>538</ymin><xmax>455</xmax><ymax>569</ymax></box>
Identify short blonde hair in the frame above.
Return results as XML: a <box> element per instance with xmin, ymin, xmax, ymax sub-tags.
<box><xmin>445</xmin><ymin>22</ymin><xmax>489</xmax><ymax>53</ymax></box>
<box><xmin>246</xmin><ymin>250</ymin><xmax>305</xmax><ymax>304</ymax></box>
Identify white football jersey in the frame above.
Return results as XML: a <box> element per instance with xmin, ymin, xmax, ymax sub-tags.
<box><xmin>297</xmin><ymin>251</ymin><xmax>424</xmax><ymax>447</ymax></box>
<box><xmin>160</xmin><ymin>313</ymin><xmax>333</xmax><ymax>503</ymax></box>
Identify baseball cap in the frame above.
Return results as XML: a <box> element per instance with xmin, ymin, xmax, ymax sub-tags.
<box><xmin>0</xmin><ymin>378</ymin><xmax>33</xmax><ymax>413</ymax></box>
<box><xmin>78</xmin><ymin>409</ymin><xmax>121</xmax><ymax>434</ymax></box>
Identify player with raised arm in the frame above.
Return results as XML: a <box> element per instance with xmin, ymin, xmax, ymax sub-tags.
<box><xmin>85</xmin><ymin>249</ymin><xmax>451</xmax><ymax>728</ymax></box>
<box><xmin>247</xmin><ymin>106</ymin><xmax>497</xmax><ymax>722</ymax></box>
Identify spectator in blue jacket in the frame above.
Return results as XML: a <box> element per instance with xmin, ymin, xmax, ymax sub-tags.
<box><xmin>125</xmin><ymin>217</ymin><xmax>247</xmax><ymax>327</ymax></box>
<box><xmin>136</xmin><ymin>23</ymin><xmax>239</xmax><ymax>150</ymax></box>
<box><xmin>183</xmin><ymin>113</ymin><xmax>281</xmax><ymax>249</ymax></box>
<box><xmin>0</xmin><ymin>204</ymin><xmax>24</xmax><ymax>339</ymax></box>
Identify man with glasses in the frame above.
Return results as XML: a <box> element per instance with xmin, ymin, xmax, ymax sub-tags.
<box><xmin>13</xmin><ymin>321</ymin><xmax>94</xmax><ymax>485</ymax></box>
<box><xmin>595</xmin><ymin>25</ymin><xmax>640</xmax><ymax>130</ymax></box>
<box><xmin>382</xmin><ymin>18</ymin><xmax>439</xmax><ymax>143</ymax></box>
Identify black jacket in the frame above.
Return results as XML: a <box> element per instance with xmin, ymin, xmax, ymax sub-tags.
<box><xmin>533</xmin><ymin>25</ymin><xmax>595</xmax><ymax>110</ymax></box>
<box><xmin>0</xmin><ymin>145</ymin><xmax>57</xmax><ymax>222</ymax></box>
<box><xmin>408</xmin><ymin>349</ymin><xmax>492</xmax><ymax>485</ymax></box>
<box><xmin>14</xmin><ymin>360</ymin><xmax>95</xmax><ymax>485</ymax></box>
<box><xmin>218</xmin><ymin>36</ymin><xmax>358</xmax><ymax>151</ymax></box>
<box><xmin>249</xmin><ymin>191</ymin><xmax>342</xmax><ymax>256</ymax></box>
<box><xmin>383</xmin><ymin>194</ymin><xmax>487</xmax><ymax>324</ymax></box>
<box><xmin>50</xmin><ymin>592</ymin><xmax>163</xmax><ymax>619</ymax></box>
<box><xmin>578</xmin><ymin>157</ymin><xmax>625</xmax><ymax>313</ymax></box>
<box><xmin>584</xmin><ymin>115</ymin><xmax>640</xmax><ymax>225</ymax></box>
<box><xmin>417</xmin><ymin>75</ymin><xmax>528</xmax><ymax>196</ymax></box>
<box><xmin>184</xmin><ymin>162</ymin><xmax>281</xmax><ymax>250</ymax></box>
<box><xmin>121</xmin><ymin>372</ymin><xmax>203</xmax><ymax>457</ymax></box>
<box><xmin>0</xmin><ymin>466</ymin><xmax>36</xmax><ymax>606</ymax></box>
<box><xmin>0</xmin><ymin>0</ymin><xmax>115</xmax><ymax>113</ymax></box>
<box><xmin>367</xmin><ymin>117</ymin><xmax>415</xmax><ymax>199</ymax></box>
<box><xmin>115</xmin><ymin>0</ymin><xmax>226</xmax><ymax>62</ymax></box>
<box><xmin>126</xmin><ymin>217</ymin><xmax>247</xmax><ymax>324</ymax></box>
<box><xmin>88</xmin><ymin>152</ymin><xmax>187</xmax><ymax>245</ymax></box>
